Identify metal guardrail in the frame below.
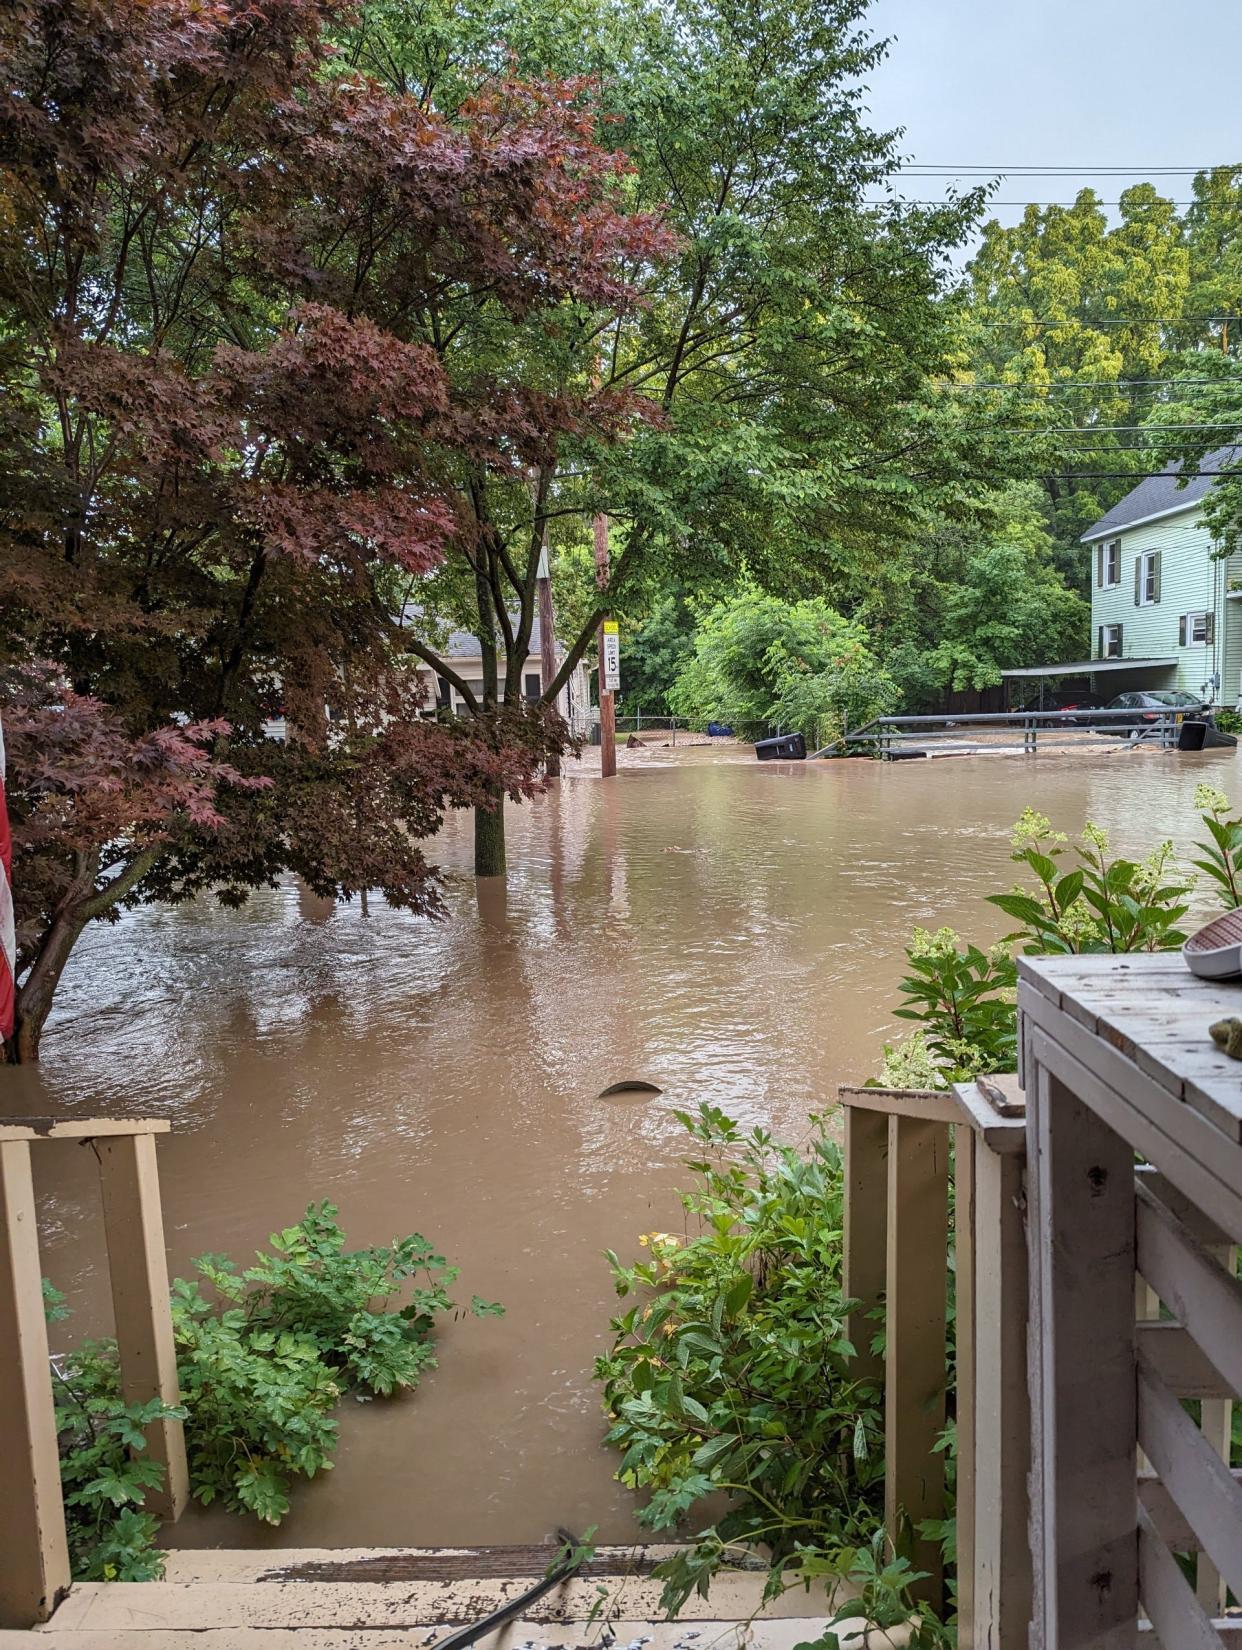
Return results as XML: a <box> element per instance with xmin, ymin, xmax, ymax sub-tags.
<box><xmin>812</xmin><ymin>707</ymin><xmax>1200</xmax><ymax>760</ymax></box>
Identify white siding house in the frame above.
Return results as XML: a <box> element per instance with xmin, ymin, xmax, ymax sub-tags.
<box><xmin>408</xmin><ymin>615</ymin><xmax>592</xmax><ymax>730</ymax></box>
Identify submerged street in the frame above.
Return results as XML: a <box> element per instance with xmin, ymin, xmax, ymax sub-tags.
<box><xmin>7</xmin><ymin>745</ymin><xmax>1236</xmax><ymax>1550</ymax></box>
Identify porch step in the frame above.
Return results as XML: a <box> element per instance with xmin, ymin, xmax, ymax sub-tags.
<box><xmin>157</xmin><ymin>1543</ymin><xmax>696</xmax><ymax>1584</ymax></box>
<box><xmin>0</xmin><ymin>1548</ymin><xmax>888</xmax><ymax>1647</ymax></box>
<box><xmin>0</xmin><ymin>1625</ymin><xmax>850</xmax><ymax>1650</ymax></box>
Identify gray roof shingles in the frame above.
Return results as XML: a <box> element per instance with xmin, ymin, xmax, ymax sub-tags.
<box><xmin>1080</xmin><ymin>445</ymin><xmax>1242</xmax><ymax>541</ymax></box>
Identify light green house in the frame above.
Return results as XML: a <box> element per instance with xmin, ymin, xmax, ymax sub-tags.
<box><xmin>1078</xmin><ymin>448</ymin><xmax>1242</xmax><ymax>706</ymax></box>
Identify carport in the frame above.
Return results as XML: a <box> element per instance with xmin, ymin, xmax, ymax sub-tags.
<box><xmin>999</xmin><ymin>656</ymin><xmax>1178</xmax><ymax>710</ymax></box>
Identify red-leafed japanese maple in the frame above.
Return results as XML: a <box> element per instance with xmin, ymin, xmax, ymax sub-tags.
<box><xmin>0</xmin><ymin>0</ymin><xmax>668</xmax><ymax>1060</ymax></box>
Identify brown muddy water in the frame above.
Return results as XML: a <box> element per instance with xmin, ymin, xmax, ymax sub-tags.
<box><xmin>5</xmin><ymin>742</ymin><xmax>1238</xmax><ymax>1551</ymax></box>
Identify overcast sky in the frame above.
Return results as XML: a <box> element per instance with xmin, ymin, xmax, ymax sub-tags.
<box><xmin>861</xmin><ymin>0</ymin><xmax>1242</xmax><ymax>241</ymax></box>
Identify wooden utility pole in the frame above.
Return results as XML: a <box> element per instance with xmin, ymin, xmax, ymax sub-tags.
<box><xmin>536</xmin><ymin>531</ymin><xmax>561</xmax><ymax>778</ymax></box>
<box><xmin>593</xmin><ymin>511</ymin><xmax>616</xmax><ymax>778</ymax></box>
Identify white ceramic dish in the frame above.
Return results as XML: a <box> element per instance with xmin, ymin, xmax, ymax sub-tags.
<box><xmin>1184</xmin><ymin>908</ymin><xmax>1242</xmax><ymax>979</ymax></box>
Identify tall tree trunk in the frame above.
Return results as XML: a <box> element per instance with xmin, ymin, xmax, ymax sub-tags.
<box><xmin>4</xmin><ymin>910</ymin><xmax>87</xmax><ymax>1064</ymax></box>
<box><xmin>474</xmin><ymin>786</ymin><xmax>507</xmax><ymax>877</ymax></box>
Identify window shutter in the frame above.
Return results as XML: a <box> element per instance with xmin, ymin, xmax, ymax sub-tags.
<box><xmin>1134</xmin><ymin>556</ymin><xmax>1142</xmax><ymax>605</ymax></box>
<box><xmin>1179</xmin><ymin>615</ymin><xmax>1187</xmax><ymax>646</ymax></box>
<box><xmin>1096</xmin><ymin>547</ymin><xmax>1103</xmax><ymax>588</ymax></box>
<box><xmin>1116</xmin><ymin>623</ymin><xmax>1123</xmax><ymax>655</ymax></box>
<box><xmin>1207</xmin><ymin>612</ymin><xmax>1216</xmax><ymax>645</ymax></box>
<box><xmin>1151</xmin><ymin>551</ymin><xmax>1161</xmax><ymax>603</ymax></box>
<box><xmin>1096</xmin><ymin>625</ymin><xmax>1102</xmax><ymax>657</ymax></box>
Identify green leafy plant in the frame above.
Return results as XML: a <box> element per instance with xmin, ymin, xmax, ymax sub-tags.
<box><xmin>988</xmin><ymin>810</ymin><xmax>1191</xmax><ymax>955</ymax></box>
<box><xmin>1191</xmin><ymin>784</ymin><xmax>1242</xmax><ymax>908</ymax></box>
<box><xmin>175</xmin><ymin>1203</ymin><xmax>501</xmax><ymax>1523</ymax></box>
<box><xmin>595</xmin><ymin>1105</ymin><xmax>945</xmax><ymax>1641</ymax></box>
<box><xmin>170</xmin><ymin>1280</ymin><xmax>344</xmax><ymax>1525</ymax></box>
<box><xmin>890</xmin><ymin>927</ymin><xmax>1017</xmax><ymax>1084</ymax></box>
<box><xmin>883</xmin><ymin>806</ymin><xmax>1205</xmax><ymax>1086</ymax></box>
<box><xmin>49</xmin><ymin>1205</ymin><xmax>500</xmax><ymax>1573</ymax></box>
<box><xmin>46</xmin><ymin>1282</ymin><xmax>185</xmax><ymax>1582</ymax></box>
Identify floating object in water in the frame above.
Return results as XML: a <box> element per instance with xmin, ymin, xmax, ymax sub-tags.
<box><xmin>1184</xmin><ymin>908</ymin><xmax>1242</xmax><ymax>979</ymax></box>
<box><xmin>755</xmin><ymin>733</ymin><xmax>806</xmax><ymax>761</ymax></box>
<box><xmin>598</xmin><ymin>1079</ymin><xmax>663</xmax><ymax>1099</ymax></box>
<box><xmin>1210</xmin><ymin>1017</ymin><xmax>1242</xmax><ymax>1059</ymax></box>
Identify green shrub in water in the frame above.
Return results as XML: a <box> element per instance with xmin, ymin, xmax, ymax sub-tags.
<box><xmin>882</xmin><ymin>807</ymin><xmax>1207</xmax><ymax>1088</ymax></box>
<box><xmin>48</xmin><ymin>1204</ymin><xmax>501</xmax><ymax>1576</ymax></box>
<box><xmin>595</xmin><ymin>1104</ymin><xmax>946</xmax><ymax>1646</ymax></box>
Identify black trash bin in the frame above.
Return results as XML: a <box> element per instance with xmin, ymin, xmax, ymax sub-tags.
<box><xmin>1178</xmin><ymin>719</ymin><xmax>1209</xmax><ymax>751</ymax></box>
<box><xmin>755</xmin><ymin>733</ymin><xmax>807</xmax><ymax>761</ymax></box>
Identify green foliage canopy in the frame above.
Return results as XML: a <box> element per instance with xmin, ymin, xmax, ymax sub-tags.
<box><xmin>668</xmin><ymin>590</ymin><xmax>897</xmax><ymax>744</ymax></box>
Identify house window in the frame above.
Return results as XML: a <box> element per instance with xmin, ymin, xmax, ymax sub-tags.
<box><xmin>1135</xmin><ymin>549</ymin><xmax>1161</xmax><ymax>606</ymax></box>
<box><xmin>1098</xmin><ymin>623</ymin><xmax>1123</xmax><ymax>659</ymax></box>
<box><xmin>1179</xmin><ymin>612</ymin><xmax>1215</xmax><ymax>646</ymax></box>
<box><xmin>524</xmin><ymin>672</ymin><xmax>541</xmax><ymax>703</ymax></box>
<box><xmin>1097</xmin><ymin>539</ymin><xmax>1121</xmax><ymax>587</ymax></box>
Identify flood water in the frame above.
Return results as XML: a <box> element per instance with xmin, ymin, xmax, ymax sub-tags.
<box><xmin>7</xmin><ymin>743</ymin><xmax>1238</xmax><ymax>1551</ymax></box>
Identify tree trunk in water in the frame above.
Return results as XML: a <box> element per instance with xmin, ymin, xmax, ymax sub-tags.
<box><xmin>474</xmin><ymin>788</ymin><xmax>507</xmax><ymax>877</ymax></box>
<box><xmin>4</xmin><ymin>912</ymin><xmax>87</xmax><ymax>1064</ymax></box>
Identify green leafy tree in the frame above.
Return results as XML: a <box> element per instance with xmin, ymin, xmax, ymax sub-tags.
<box><xmin>964</xmin><ymin>188</ymin><xmax>1191</xmax><ymax>557</ymax></box>
<box><xmin>606</xmin><ymin>592</ymin><xmax>699</xmax><ymax>718</ymax></box>
<box><xmin>347</xmin><ymin>0</ymin><xmax>988</xmax><ymax>872</ymax></box>
<box><xmin>863</xmin><ymin>485</ymin><xmax>1087</xmax><ymax>707</ymax></box>
<box><xmin>1179</xmin><ymin>167</ymin><xmax>1242</xmax><ymax>351</ymax></box>
<box><xmin>669</xmin><ymin>590</ymin><xmax>897</xmax><ymax>745</ymax></box>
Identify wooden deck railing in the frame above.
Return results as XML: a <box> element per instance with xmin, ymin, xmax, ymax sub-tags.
<box><xmin>845</xmin><ymin>954</ymin><xmax>1242</xmax><ymax>1647</ymax></box>
<box><xmin>1021</xmin><ymin>953</ymin><xmax>1242</xmax><ymax>1650</ymax></box>
<box><xmin>0</xmin><ymin>1117</ymin><xmax>186</xmax><ymax>1628</ymax></box>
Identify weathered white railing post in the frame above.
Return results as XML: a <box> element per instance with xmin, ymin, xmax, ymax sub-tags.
<box><xmin>839</xmin><ymin>1080</ymin><xmax>1028</xmax><ymax>1634</ymax></box>
<box><xmin>0</xmin><ymin>1135</ymin><xmax>72</xmax><ymax>1625</ymax></box>
<box><xmin>0</xmin><ymin>1117</ymin><xmax>186</xmax><ymax>1628</ymax></box>
<box><xmin>952</xmin><ymin>1077</ymin><xmax>1031</xmax><ymax>1649</ymax></box>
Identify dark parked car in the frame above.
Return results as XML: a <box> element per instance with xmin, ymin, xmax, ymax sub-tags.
<box><xmin>1091</xmin><ymin>689</ymin><xmax>1208</xmax><ymax>732</ymax></box>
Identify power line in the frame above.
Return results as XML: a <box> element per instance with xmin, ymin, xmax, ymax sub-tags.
<box><xmin>932</xmin><ymin>378</ymin><xmax>1237</xmax><ymax>390</ymax></box>
<box><xmin>970</xmin><ymin>316</ymin><xmax>1234</xmax><ymax>328</ymax></box>
<box><xmin>1040</xmin><ymin>423</ymin><xmax>1242</xmax><ymax>433</ymax></box>
<box><xmin>869</xmin><ymin>199</ymin><xmax>1205</xmax><ymax>208</ymax></box>
<box><xmin>952</xmin><ymin>471</ymin><xmax>1237</xmax><ymax>480</ymax></box>
<box><xmin>894</xmin><ymin>165</ymin><xmax>1238</xmax><ymax>176</ymax></box>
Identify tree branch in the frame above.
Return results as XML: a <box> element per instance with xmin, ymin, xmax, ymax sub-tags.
<box><xmin>81</xmin><ymin>841</ymin><xmax>170</xmax><ymax>921</ymax></box>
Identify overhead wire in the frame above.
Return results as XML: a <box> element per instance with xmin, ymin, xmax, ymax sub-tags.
<box><xmin>892</xmin><ymin>165</ymin><xmax>1237</xmax><ymax>176</ymax></box>
<box><xmin>931</xmin><ymin>378</ymin><xmax>1237</xmax><ymax>391</ymax></box>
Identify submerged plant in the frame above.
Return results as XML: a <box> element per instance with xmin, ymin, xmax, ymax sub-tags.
<box><xmin>49</xmin><ymin>1205</ymin><xmax>501</xmax><ymax>1574</ymax></box>
<box><xmin>48</xmin><ymin>1283</ymin><xmax>185</xmax><ymax>1582</ymax></box>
